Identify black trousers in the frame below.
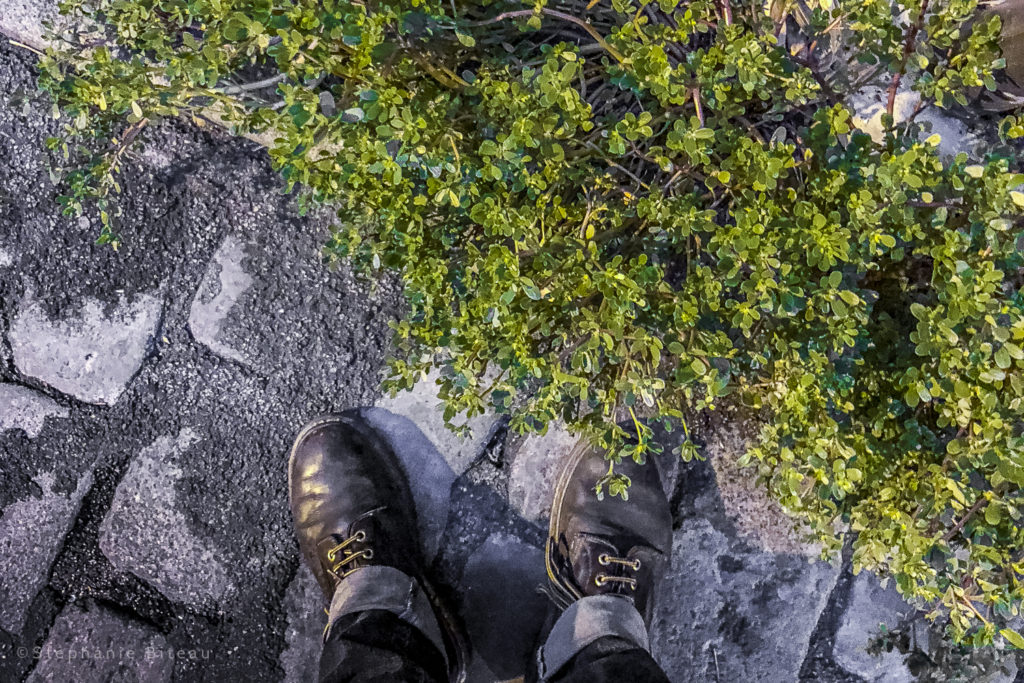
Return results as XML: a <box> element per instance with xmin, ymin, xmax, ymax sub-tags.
<box><xmin>318</xmin><ymin>609</ymin><xmax>671</xmax><ymax>683</ymax></box>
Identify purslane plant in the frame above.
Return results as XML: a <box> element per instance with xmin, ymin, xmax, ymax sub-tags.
<box><xmin>35</xmin><ymin>0</ymin><xmax>1024</xmax><ymax>645</ymax></box>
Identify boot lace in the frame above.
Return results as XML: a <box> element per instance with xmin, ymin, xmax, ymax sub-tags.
<box><xmin>595</xmin><ymin>554</ymin><xmax>641</xmax><ymax>590</ymax></box>
<box><xmin>325</xmin><ymin>530</ymin><xmax>374</xmax><ymax>580</ymax></box>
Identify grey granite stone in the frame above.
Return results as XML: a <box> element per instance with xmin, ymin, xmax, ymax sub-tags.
<box><xmin>375</xmin><ymin>369</ymin><xmax>497</xmax><ymax>476</ymax></box>
<box><xmin>188</xmin><ymin>235</ymin><xmax>253</xmax><ymax>364</ymax></box>
<box><xmin>460</xmin><ymin>532</ymin><xmax>548</xmax><ymax>679</ymax></box>
<box><xmin>0</xmin><ymin>383</ymin><xmax>68</xmax><ymax>438</ymax></box>
<box><xmin>359</xmin><ymin>407</ymin><xmax>456</xmax><ymax>561</ymax></box>
<box><xmin>832</xmin><ymin>574</ymin><xmax>917</xmax><ymax>683</ymax></box>
<box><xmin>507</xmin><ymin>421</ymin><xmax>579</xmax><ymax>523</ymax></box>
<box><xmin>0</xmin><ymin>0</ymin><xmax>57</xmax><ymax>49</ymax></box>
<box><xmin>10</xmin><ymin>290</ymin><xmax>162</xmax><ymax>406</ymax></box>
<box><xmin>26</xmin><ymin>600</ymin><xmax>174</xmax><ymax>683</ymax></box>
<box><xmin>0</xmin><ymin>471</ymin><xmax>92</xmax><ymax>634</ymax></box>
<box><xmin>98</xmin><ymin>430</ymin><xmax>236</xmax><ymax>607</ymax></box>
<box><xmin>651</xmin><ymin>516</ymin><xmax>841</xmax><ymax>682</ymax></box>
<box><xmin>278</xmin><ymin>565</ymin><xmax>324</xmax><ymax>683</ymax></box>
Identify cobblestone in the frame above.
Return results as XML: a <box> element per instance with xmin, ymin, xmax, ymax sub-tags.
<box><xmin>375</xmin><ymin>369</ymin><xmax>498</xmax><ymax>476</ymax></box>
<box><xmin>10</xmin><ymin>289</ymin><xmax>163</xmax><ymax>406</ymax></box>
<box><xmin>832</xmin><ymin>574</ymin><xmax>916</xmax><ymax>683</ymax></box>
<box><xmin>98</xmin><ymin>430</ymin><xmax>237</xmax><ymax>607</ymax></box>
<box><xmin>0</xmin><ymin>0</ymin><xmax>56</xmax><ymax>49</ymax></box>
<box><xmin>507</xmin><ymin>421</ymin><xmax>578</xmax><ymax>523</ymax></box>
<box><xmin>278</xmin><ymin>565</ymin><xmax>324</xmax><ymax>683</ymax></box>
<box><xmin>0</xmin><ymin>471</ymin><xmax>92</xmax><ymax>634</ymax></box>
<box><xmin>0</xmin><ymin>383</ymin><xmax>68</xmax><ymax>438</ymax></box>
<box><xmin>460</xmin><ymin>532</ymin><xmax>548</xmax><ymax>679</ymax></box>
<box><xmin>188</xmin><ymin>235</ymin><xmax>253</xmax><ymax>365</ymax></box>
<box><xmin>652</xmin><ymin>515</ymin><xmax>841</xmax><ymax>682</ymax></box>
<box><xmin>25</xmin><ymin>600</ymin><xmax>173</xmax><ymax>683</ymax></box>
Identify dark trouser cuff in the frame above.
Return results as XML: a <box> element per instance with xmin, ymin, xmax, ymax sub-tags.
<box><xmin>536</xmin><ymin>594</ymin><xmax>650</xmax><ymax>681</ymax></box>
<box><xmin>325</xmin><ymin>565</ymin><xmax>446</xmax><ymax>668</ymax></box>
<box><xmin>319</xmin><ymin>610</ymin><xmax>447</xmax><ymax>683</ymax></box>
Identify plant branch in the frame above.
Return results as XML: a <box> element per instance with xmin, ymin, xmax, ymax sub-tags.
<box><xmin>886</xmin><ymin>0</ymin><xmax>929</xmax><ymax>120</ymax></box>
<box><xmin>217</xmin><ymin>73</ymin><xmax>288</xmax><ymax>94</ymax></box>
<box><xmin>941</xmin><ymin>495</ymin><xmax>987</xmax><ymax>543</ymax></box>
<box><xmin>466</xmin><ymin>8</ymin><xmax>625</xmax><ymax>62</ymax></box>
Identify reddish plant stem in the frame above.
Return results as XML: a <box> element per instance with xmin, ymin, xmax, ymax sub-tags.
<box><xmin>886</xmin><ymin>0</ymin><xmax>930</xmax><ymax>119</ymax></box>
<box><xmin>941</xmin><ymin>495</ymin><xmax>988</xmax><ymax>543</ymax></box>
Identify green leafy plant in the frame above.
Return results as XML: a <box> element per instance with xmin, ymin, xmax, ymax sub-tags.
<box><xmin>866</xmin><ymin>609</ymin><xmax>1023</xmax><ymax>680</ymax></box>
<box><xmin>35</xmin><ymin>0</ymin><xmax>1024</xmax><ymax>645</ymax></box>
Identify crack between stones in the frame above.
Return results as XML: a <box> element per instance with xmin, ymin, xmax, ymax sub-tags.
<box><xmin>797</xmin><ymin>537</ymin><xmax>866</xmax><ymax>683</ymax></box>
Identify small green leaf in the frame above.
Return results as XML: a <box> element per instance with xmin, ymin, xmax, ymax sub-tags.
<box><xmin>522</xmin><ymin>278</ymin><xmax>541</xmax><ymax>300</ymax></box>
<box><xmin>838</xmin><ymin>290</ymin><xmax>859</xmax><ymax>305</ymax></box>
<box><xmin>1001</xmin><ymin>629</ymin><xmax>1024</xmax><ymax>649</ymax></box>
<box><xmin>964</xmin><ymin>165</ymin><xmax>984</xmax><ymax>178</ymax></box>
<box><xmin>984</xmin><ymin>503</ymin><xmax>1002</xmax><ymax>525</ymax></box>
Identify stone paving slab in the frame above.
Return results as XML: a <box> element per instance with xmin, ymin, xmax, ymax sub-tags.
<box><xmin>507</xmin><ymin>422</ymin><xmax>579</xmax><ymax>524</ymax></box>
<box><xmin>278</xmin><ymin>564</ymin><xmax>323</xmax><ymax>683</ymax></box>
<box><xmin>10</xmin><ymin>289</ymin><xmax>163</xmax><ymax>406</ymax></box>
<box><xmin>833</xmin><ymin>573</ymin><xmax>918</xmax><ymax>683</ymax></box>
<box><xmin>460</xmin><ymin>532</ymin><xmax>548</xmax><ymax>679</ymax></box>
<box><xmin>98</xmin><ymin>429</ymin><xmax>236</xmax><ymax>608</ymax></box>
<box><xmin>375</xmin><ymin>369</ymin><xmax>500</xmax><ymax>476</ymax></box>
<box><xmin>0</xmin><ymin>383</ymin><xmax>68</xmax><ymax>438</ymax></box>
<box><xmin>0</xmin><ymin>471</ymin><xmax>92</xmax><ymax>634</ymax></box>
<box><xmin>652</xmin><ymin>515</ymin><xmax>840</xmax><ymax>682</ymax></box>
<box><xmin>649</xmin><ymin>451</ymin><xmax>844</xmax><ymax>682</ymax></box>
<box><xmin>832</xmin><ymin>574</ymin><xmax>1019</xmax><ymax>683</ymax></box>
<box><xmin>188</xmin><ymin>234</ymin><xmax>253</xmax><ymax>365</ymax></box>
<box><xmin>25</xmin><ymin>600</ymin><xmax>173</xmax><ymax>683</ymax></box>
<box><xmin>0</xmin><ymin>0</ymin><xmax>55</xmax><ymax>49</ymax></box>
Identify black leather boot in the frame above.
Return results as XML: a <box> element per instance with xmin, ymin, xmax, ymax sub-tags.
<box><xmin>545</xmin><ymin>439</ymin><xmax>673</xmax><ymax>626</ymax></box>
<box><xmin>288</xmin><ymin>410</ymin><xmax>467</xmax><ymax>682</ymax></box>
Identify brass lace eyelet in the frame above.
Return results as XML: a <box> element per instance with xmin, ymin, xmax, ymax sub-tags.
<box><xmin>362</xmin><ymin>548</ymin><xmax>374</xmax><ymax>560</ymax></box>
<box><xmin>595</xmin><ymin>574</ymin><xmax>608</xmax><ymax>586</ymax></box>
<box><xmin>598</xmin><ymin>554</ymin><xmax>611</xmax><ymax>566</ymax></box>
<box><xmin>631</xmin><ymin>559</ymin><xmax>642</xmax><ymax>571</ymax></box>
<box><xmin>354</xmin><ymin>530</ymin><xmax>367</xmax><ymax>542</ymax></box>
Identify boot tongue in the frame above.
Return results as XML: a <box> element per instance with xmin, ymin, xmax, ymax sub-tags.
<box><xmin>572</xmin><ymin>535</ymin><xmax>644</xmax><ymax>597</ymax></box>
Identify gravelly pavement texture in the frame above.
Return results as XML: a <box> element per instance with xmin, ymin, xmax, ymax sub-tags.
<box><xmin>1</xmin><ymin>35</ymin><xmax>1021</xmax><ymax>683</ymax></box>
